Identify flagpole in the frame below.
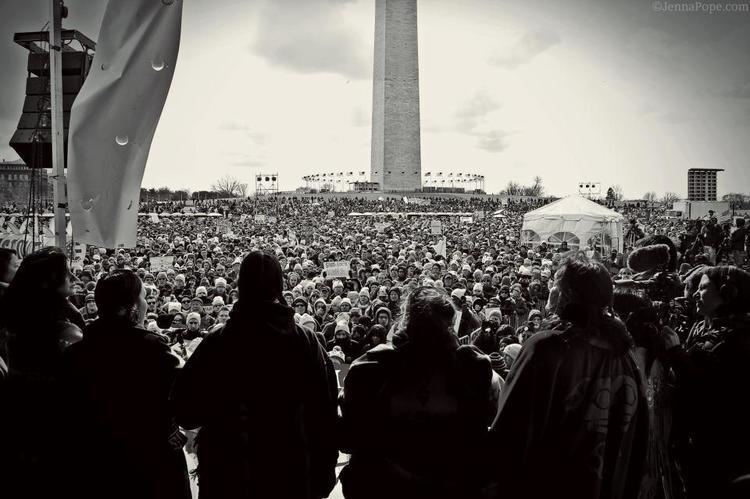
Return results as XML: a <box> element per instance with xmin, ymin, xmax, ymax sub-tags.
<box><xmin>50</xmin><ymin>0</ymin><xmax>68</xmax><ymax>249</ymax></box>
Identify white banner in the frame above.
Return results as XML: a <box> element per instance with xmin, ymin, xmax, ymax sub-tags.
<box><xmin>324</xmin><ymin>260</ymin><xmax>350</xmax><ymax>278</ymax></box>
<box><xmin>150</xmin><ymin>256</ymin><xmax>174</xmax><ymax>272</ymax></box>
<box><xmin>68</xmin><ymin>0</ymin><xmax>183</xmax><ymax>248</ymax></box>
<box><xmin>430</xmin><ymin>220</ymin><xmax>442</xmax><ymax>235</ymax></box>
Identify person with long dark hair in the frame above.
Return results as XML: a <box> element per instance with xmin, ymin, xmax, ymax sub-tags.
<box><xmin>662</xmin><ymin>266</ymin><xmax>750</xmax><ymax>498</ymax></box>
<box><xmin>61</xmin><ymin>269</ymin><xmax>190</xmax><ymax>499</ymax></box>
<box><xmin>487</xmin><ymin>256</ymin><xmax>648</xmax><ymax>499</ymax></box>
<box><xmin>171</xmin><ymin>251</ymin><xmax>338</xmax><ymax>499</ymax></box>
<box><xmin>0</xmin><ymin>247</ymin><xmax>82</xmax><ymax>499</ymax></box>
<box><xmin>339</xmin><ymin>286</ymin><xmax>501</xmax><ymax>499</ymax></box>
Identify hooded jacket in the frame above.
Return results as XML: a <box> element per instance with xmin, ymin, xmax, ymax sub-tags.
<box><xmin>171</xmin><ymin>299</ymin><xmax>338</xmax><ymax>499</ymax></box>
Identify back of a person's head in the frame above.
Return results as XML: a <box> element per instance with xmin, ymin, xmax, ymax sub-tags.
<box><xmin>2</xmin><ymin>247</ymin><xmax>69</xmax><ymax>328</ymax></box>
<box><xmin>401</xmin><ymin>286</ymin><xmax>456</xmax><ymax>349</ymax></box>
<box><xmin>556</xmin><ymin>257</ymin><xmax>613</xmax><ymax>313</ymax></box>
<box><xmin>95</xmin><ymin>269</ymin><xmax>143</xmax><ymax>323</ymax></box>
<box><xmin>237</xmin><ymin>250</ymin><xmax>284</xmax><ymax>304</ymax></box>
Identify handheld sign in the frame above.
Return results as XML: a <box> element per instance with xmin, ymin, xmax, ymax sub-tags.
<box><xmin>150</xmin><ymin>256</ymin><xmax>174</xmax><ymax>271</ymax></box>
<box><xmin>430</xmin><ymin>220</ymin><xmax>442</xmax><ymax>235</ymax></box>
<box><xmin>324</xmin><ymin>260</ymin><xmax>350</xmax><ymax>278</ymax></box>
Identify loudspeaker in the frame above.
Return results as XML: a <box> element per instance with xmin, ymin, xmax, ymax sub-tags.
<box><xmin>9</xmin><ymin>36</ymin><xmax>93</xmax><ymax>168</ymax></box>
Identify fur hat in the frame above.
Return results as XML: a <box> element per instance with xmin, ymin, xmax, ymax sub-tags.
<box><xmin>627</xmin><ymin>244</ymin><xmax>670</xmax><ymax>273</ymax></box>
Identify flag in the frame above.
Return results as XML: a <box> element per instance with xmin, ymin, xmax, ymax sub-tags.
<box><xmin>68</xmin><ymin>0</ymin><xmax>182</xmax><ymax>248</ymax></box>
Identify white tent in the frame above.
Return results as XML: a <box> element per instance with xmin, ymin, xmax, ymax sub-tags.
<box><xmin>520</xmin><ymin>196</ymin><xmax>624</xmax><ymax>252</ymax></box>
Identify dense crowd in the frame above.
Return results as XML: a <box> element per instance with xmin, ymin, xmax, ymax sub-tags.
<box><xmin>0</xmin><ymin>194</ymin><xmax>749</xmax><ymax>499</ymax></box>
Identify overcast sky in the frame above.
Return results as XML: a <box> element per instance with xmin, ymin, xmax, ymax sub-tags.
<box><xmin>1</xmin><ymin>0</ymin><xmax>749</xmax><ymax>198</ymax></box>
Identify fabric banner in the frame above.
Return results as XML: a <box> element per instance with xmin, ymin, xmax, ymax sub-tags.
<box><xmin>150</xmin><ymin>256</ymin><xmax>174</xmax><ymax>272</ymax></box>
<box><xmin>0</xmin><ymin>235</ymin><xmax>40</xmax><ymax>258</ymax></box>
<box><xmin>324</xmin><ymin>261</ymin><xmax>350</xmax><ymax>278</ymax></box>
<box><xmin>68</xmin><ymin>0</ymin><xmax>183</xmax><ymax>248</ymax></box>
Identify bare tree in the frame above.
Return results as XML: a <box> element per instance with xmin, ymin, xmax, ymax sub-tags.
<box><xmin>612</xmin><ymin>185</ymin><xmax>624</xmax><ymax>201</ymax></box>
<box><xmin>643</xmin><ymin>191</ymin><xmax>657</xmax><ymax>203</ymax></box>
<box><xmin>211</xmin><ymin>175</ymin><xmax>247</xmax><ymax>198</ymax></box>
<box><xmin>661</xmin><ymin>192</ymin><xmax>680</xmax><ymax>205</ymax></box>
<box><xmin>530</xmin><ymin>176</ymin><xmax>544</xmax><ymax>196</ymax></box>
<box><xmin>503</xmin><ymin>181</ymin><xmax>522</xmax><ymax>196</ymax></box>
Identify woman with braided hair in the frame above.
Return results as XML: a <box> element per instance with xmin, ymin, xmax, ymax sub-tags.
<box><xmin>663</xmin><ymin>266</ymin><xmax>750</xmax><ymax>498</ymax></box>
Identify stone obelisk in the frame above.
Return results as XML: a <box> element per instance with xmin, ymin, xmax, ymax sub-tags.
<box><xmin>370</xmin><ymin>0</ymin><xmax>422</xmax><ymax>192</ymax></box>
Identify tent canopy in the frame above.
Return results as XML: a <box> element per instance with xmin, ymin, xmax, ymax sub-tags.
<box><xmin>521</xmin><ymin>196</ymin><xmax>624</xmax><ymax>252</ymax></box>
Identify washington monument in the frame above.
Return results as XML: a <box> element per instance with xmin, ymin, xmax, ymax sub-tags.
<box><xmin>370</xmin><ymin>0</ymin><xmax>422</xmax><ymax>192</ymax></box>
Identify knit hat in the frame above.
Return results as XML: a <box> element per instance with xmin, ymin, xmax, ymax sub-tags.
<box><xmin>214</xmin><ymin>277</ymin><xmax>227</xmax><ymax>287</ymax></box>
<box><xmin>298</xmin><ymin>313</ymin><xmax>317</xmax><ymax>331</ymax></box>
<box><xmin>335</xmin><ymin>320</ymin><xmax>350</xmax><ymax>334</ymax></box>
<box><xmin>472</xmin><ymin>282</ymin><xmax>483</xmax><ymax>293</ymax></box>
<box><xmin>212</xmin><ymin>296</ymin><xmax>225</xmax><ymax>306</ymax></box>
<box><xmin>186</xmin><ymin>312</ymin><xmax>201</xmax><ymax>322</ymax></box>
<box><xmin>451</xmin><ymin>288</ymin><xmax>466</xmax><ymax>299</ymax></box>
<box><xmin>292</xmin><ymin>297</ymin><xmax>308</xmax><ymax>308</ymax></box>
<box><xmin>167</xmin><ymin>302</ymin><xmax>181</xmax><ymax>314</ymax></box>
<box><xmin>195</xmin><ymin>286</ymin><xmax>208</xmax><ymax>297</ymax></box>
<box><xmin>340</xmin><ymin>297</ymin><xmax>352</xmax><ymax>308</ymax></box>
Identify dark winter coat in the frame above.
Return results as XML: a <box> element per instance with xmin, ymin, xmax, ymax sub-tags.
<box><xmin>59</xmin><ymin>317</ymin><xmax>190</xmax><ymax>499</ymax></box>
<box><xmin>488</xmin><ymin>317</ymin><xmax>648</xmax><ymax>499</ymax></box>
<box><xmin>171</xmin><ymin>300</ymin><xmax>338</xmax><ymax>499</ymax></box>
<box><xmin>339</xmin><ymin>341</ymin><xmax>499</xmax><ymax>499</ymax></box>
<box><xmin>665</xmin><ymin>314</ymin><xmax>750</xmax><ymax>498</ymax></box>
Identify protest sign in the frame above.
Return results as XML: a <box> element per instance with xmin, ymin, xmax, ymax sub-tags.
<box><xmin>254</xmin><ymin>214</ymin><xmax>267</xmax><ymax>223</ymax></box>
<box><xmin>430</xmin><ymin>220</ymin><xmax>442</xmax><ymax>235</ymax></box>
<box><xmin>375</xmin><ymin>222</ymin><xmax>391</xmax><ymax>233</ymax></box>
<box><xmin>324</xmin><ymin>260</ymin><xmax>350</xmax><ymax>278</ymax></box>
<box><xmin>150</xmin><ymin>256</ymin><xmax>174</xmax><ymax>271</ymax></box>
<box><xmin>460</xmin><ymin>216</ymin><xmax>474</xmax><ymax>224</ymax></box>
<box><xmin>267</xmin><ymin>216</ymin><xmax>278</xmax><ymax>224</ymax></box>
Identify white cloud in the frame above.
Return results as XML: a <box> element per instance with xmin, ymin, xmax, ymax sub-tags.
<box><xmin>250</xmin><ymin>0</ymin><xmax>369</xmax><ymax>79</ymax></box>
<box><xmin>490</xmin><ymin>29</ymin><xmax>561</xmax><ymax>69</ymax></box>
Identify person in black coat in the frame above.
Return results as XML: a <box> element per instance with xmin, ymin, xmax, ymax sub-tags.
<box><xmin>0</xmin><ymin>247</ymin><xmax>83</xmax><ymax>499</ymax></box>
<box><xmin>60</xmin><ymin>269</ymin><xmax>190</xmax><ymax>499</ymax></box>
<box><xmin>339</xmin><ymin>286</ymin><xmax>501</xmax><ymax>499</ymax></box>
<box><xmin>171</xmin><ymin>251</ymin><xmax>339</xmax><ymax>499</ymax></box>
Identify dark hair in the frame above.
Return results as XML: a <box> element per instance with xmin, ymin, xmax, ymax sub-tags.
<box><xmin>703</xmin><ymin>266</ymin><xmax>750</xmax><ymax>316</ymax></box>
<box><xmin>555</xmin><ymin>256</ymin><xmax>632</xmax><ymax>351</ymax></box>
<box><xmin>367</xmin><ymin>324</ymin><xmax>387</xmax><ymax>342</ymax></box>
<box><xmin>400</xmin><ymin>286</ymin><xmax>457</xmax><ymax>350</ymax></box>
<box><xmin>95</xmin><ymin>269</ymin><xmax>143</xmax><ymax>322</ymax></box>
<box><xmin>2</xmin><ymin>247</ymin><xmax>70</xmax><ymax>329</ymax></box>
<box><xmin>1</xmin><ymin>247</ymin><xmax>73</xmax><ymax>373</ymax></box>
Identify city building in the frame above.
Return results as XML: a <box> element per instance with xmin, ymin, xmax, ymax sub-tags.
<box><xmin>0</xmin><ymin>158</ymin><xmax>52</xmax><ymax>205</ymax></box>
<box><xmin>687</xmin><ymin>168</ymin><xmax>723</xmax><ymax>201</ymax></box>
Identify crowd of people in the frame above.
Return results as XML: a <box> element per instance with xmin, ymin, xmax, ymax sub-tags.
<box><xmin>0</xmin><ymin>193</ymin><xmax>749</xmax><ymax>499</ymax></box>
